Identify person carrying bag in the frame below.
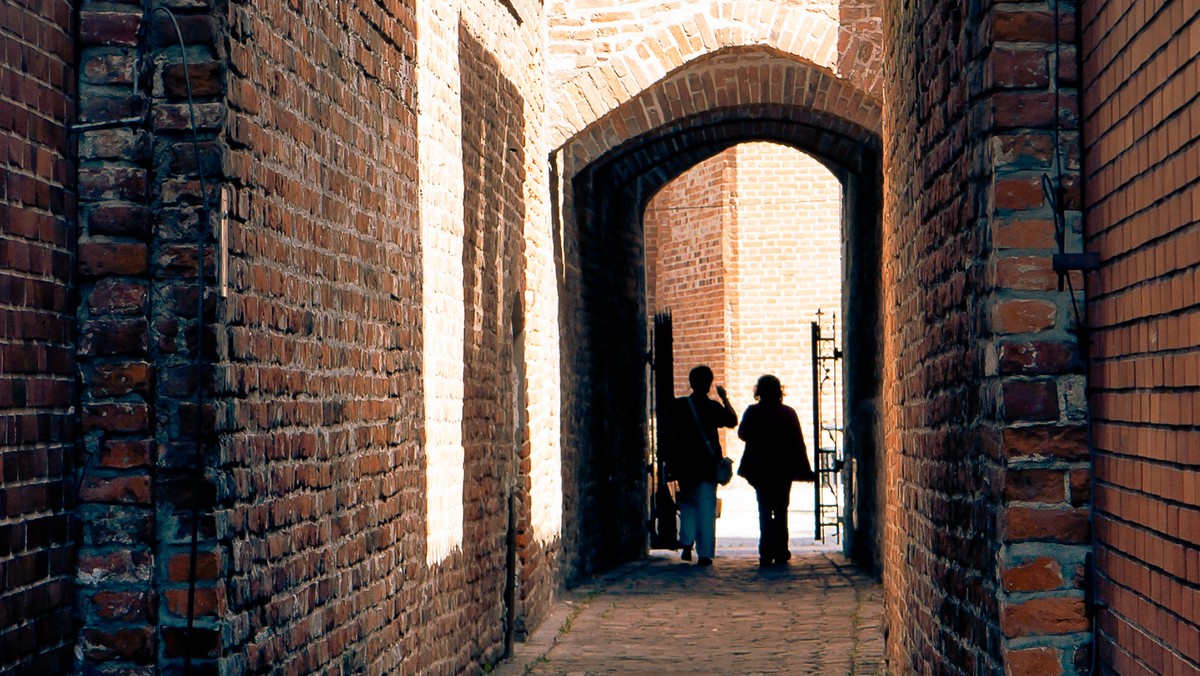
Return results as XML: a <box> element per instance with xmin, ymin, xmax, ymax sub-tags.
<box><xmin>669</xmin><ymin>365</ymin><xmax>737</xmax><ymax>566</ymax></box>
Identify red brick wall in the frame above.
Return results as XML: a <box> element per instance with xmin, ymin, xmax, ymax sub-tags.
<box><xmin>882</xmin><ymin>0</ymin><xmax>1090</xmax><ymax>671</ymax></box>
<box><xmin>220</xmin><ymin>1</ymin><xmax>423</xmax><ymax>672</ymax></box>
<box><xmin>1081</xmin><ymin>1</ymin><xmax>1200</xmax><ymax>672</ymax></box>
<box><xmin>0</xmin><ymin>1</ymin><xmax>76</xmax><ymax>672</ymax></box>
<box><xmin>456</xmin><ymin>23</ymin><xmax>529</xmax><ymax>668</ymax></box>
<box><xmin>645</xmin><ymin>150</ymin><xmax>735</xmax><ymax>393</ymax></box>
<box><xmin>729</xmin><ymin>143</ymin><xmax>842</xmax><ymax>442</ymax></box>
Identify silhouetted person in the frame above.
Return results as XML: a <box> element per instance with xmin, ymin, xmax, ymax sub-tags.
<box><xmin>669</xmin><ymin>365</ymin><xmax>736</xmax><ymax>566</ymax></box>
<box><xmin>736</xmin><ymin>374</ymin><xmax>814</xmax><ymax>566</ymax></box>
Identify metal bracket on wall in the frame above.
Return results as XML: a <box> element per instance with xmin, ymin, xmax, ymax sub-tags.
<box><xmin>1052</xmin><ymin>252</ymin><xmax>1100</xmax><ymax>272</ymax></box>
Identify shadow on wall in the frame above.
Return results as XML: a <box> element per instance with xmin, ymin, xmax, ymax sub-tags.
<box><xmin>456</xmin><ymin>24</ymin><xmax>533</xmax><ymax>666</ymax></box>
<box><xmin>554</xmin><ymin>158</ymin><xmax>652</xmax><ymax>586</ymax></box>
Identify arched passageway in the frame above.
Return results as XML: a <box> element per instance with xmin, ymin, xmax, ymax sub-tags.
<box><xmin>550</xmin><ymin>48</ymin><xmax>885</xmax><ymax>582</ymax></box>
<box><xmin>645</xmin><ymin>141</ymin><xmax>851</xmax><ymax>551</ymax></box>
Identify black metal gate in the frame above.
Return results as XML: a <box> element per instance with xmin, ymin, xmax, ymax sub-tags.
<box><xmin>811</xmin><ymin>310</ymin><xmax>844</xmax><ymax>543</ymax></box>
<box><xmin>648</xmin><ymin>311</ymin><xmax>677</xmax><ymax>549</ymax></box>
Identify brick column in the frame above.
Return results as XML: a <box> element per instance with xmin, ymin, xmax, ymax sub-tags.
<box><xmin>982</xmin><ymin>3</ymin><xmax>1093</xmax><ymax>672</ymax></box>
<box><xmin>881</xmin><ymin>0</ymin><xmax>1091</xmax><ymax>672</ymax></box>
<box><xmin>75</xmin><ymin>1</ymin><xmax>226</xmax><ymax>670</ymax></box>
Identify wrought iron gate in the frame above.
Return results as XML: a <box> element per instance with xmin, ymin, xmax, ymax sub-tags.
<box><xmin>811</xmin><ymin>310</ymin><xmax>844</xmax><ymax>543</ymax></box>
<box><xmin>648</xmin><ymin>311</ymin><xmax>677</xmax><ymax>548</ymax></box>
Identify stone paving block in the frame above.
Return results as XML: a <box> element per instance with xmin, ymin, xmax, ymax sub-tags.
<box><xmin>498</xmin><ymin>548</ymin><xmax>883</xmax><ymax>675</ymax></box>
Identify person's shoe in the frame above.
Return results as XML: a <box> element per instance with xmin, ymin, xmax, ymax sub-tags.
<box><xmin>680</xmin><ymin>546</ymin><xmax>692</xmax><ymax>561</ymax></box>
<box><xmin>697</xmin><ymin>557</ymin><xmax>713</xmax><ymax>567</ymax></box>
<box><xmin>778</xmin><ymin>550</ymin><xmax>792</xmax><ymax>563</ymax></box>
<box><xmin>759</xmin><ymin>557</ymin><xmax>773</xmax><ymax>567</ymax></box>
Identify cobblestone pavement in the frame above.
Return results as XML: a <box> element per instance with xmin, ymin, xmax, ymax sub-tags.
<box><xmin>495</xmin><ymin>543</ymin><xmax>884</xmax><ymax>675</ymax></box>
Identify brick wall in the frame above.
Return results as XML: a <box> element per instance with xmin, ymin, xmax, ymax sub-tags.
<box><xmin>1080</xmin><ymin>1</ymin><xmax>1200</xmax><ymax>672</ymax></box>
<box><xmin>457</xmin><ymin>22</ymin><xmax>528</xmax><ymax>667</ymax></box>
<box><xmin>646</xmin><ymin>141</ymin><xmax>844</xmax><ymax>412</ymax></box>
<box><xmin>882</xmin><ymin>0</ymin><xmax>1090</xmax><ymax>672</ymax></box>
<box><xmin>219</xmin><ymin>0</ymin><xmax>422</xmax><ymax>672</ymax></box>
<box><xmin>545</xmin><ymin>0</ymin><xmax>884</xmax><ymax>148</ymax></box>
<box><xmin>645</xmin><ymin>150</ymin><xmax>735</xmax><ymax>392</ymax></box>
<box><xmin>0</xmin><ymin>1</ymin><xmax>76</xmax><ymax>672</ymax></box>
<box><xmin>729</xmin><ymin>143</ymin><xmax>842</xmax><ymax>447</ymax></box>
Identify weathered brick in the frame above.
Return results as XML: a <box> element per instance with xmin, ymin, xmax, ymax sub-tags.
<box><xmin>76</xmin><ymin>549</ymin><xmax>152</xmax><ymax>587</ymax></box>
<box><xmin>89</xmin><ymin>278</ymin><xmax>148</xmax><ymax>315</ymax></box>
<box><xmin>998</xmin><ymin>340</ymin><xmax>1081</xmax><ymax>375</ymax></box>
<box><xmin>78</xmin><ymin>241</ymin><xmax>148</xmax><ymax>276</ymax></box>
<box><xmin>1000</xmin><ymin>596</ymin><xmax>1088</xmax><ymax>638</ymax></box>
<box><xmin>79</xmin><ymin>167</ymin><xmax>148</xmax><ymax>201</ymax></box>
<box><xmin>993</xmin><ymin>299</ymin><xmax>1056</xmax><ymax>334</ymax></box>
<box><xmin>1002</xmin><ymin>425</ymin><xmax>1088</xmax><ymax>460</ymax></box>
<box><xmin>78</xmin><ymin>129</ymin><xmax>150</xmax><ymax>162</ymax></box>
<box><xmin>1069</xmin><ymin>469</ymin><xmax>1090</xmax><ymax>507</ymax></box>
<box><xmin>1003</xmin><ymin>507</ymin><xmax>1089</xmax><ymax>543</ymax></box>
<box><xmin>1002</xmin><ymin>379</ymin><xmax>1060</xmax><ymax>421</ymax></box>
<box><xmin>88</xmin><ymin>204</ymin><xmax>152</xmax><ymax>237</ymax></box>
<box><xmin>80</xmin><ymin>318</ymin><xmax>148</xmax><ymax>357</ymax></box>
<box><xmin>162</xmin><ymin>627</ymin><xmax>220</xmax><ymax>659</ymax></box>
<box><xmin>164</xmin><ymin>587</ymin><xmax>223</xmax><ymax>617</ymax></box>
<box><xmin>1003</xmin><ymin>646</ymin><xmax>1064</xmax><ymax>676</ymax></box>
<box><xmin>991</xmin><ymin>92</ymin><xmax>1057</xmax><ymax>129</ymax></box>
<box><xmin>78</xmin><ymin>475</ymin><xmax>152</xmax><ymax>505</ymax></box>
<box><xmin>994</xmin><ymin>256</ymin><xmax>1057</xmax><ymax>291</ymax></box>
<box><xmin>82</xmin><ymin>403</ymin><xmax>150</xmax><ymax>433</ymax></box>
<box><xmin>167</xmin><ymin>552</ymin><xmax>221</xmax><ymax>582</ymax></box>
<box><xmin>1005</xmin><ymin>468</ymin><xmax>1066</xmax><ymax>503</ymax></box>
<box><xmin>1001</xmin><ymin>556</ymin><xmax>1065</xmax><ymax>592</ymax></box>
<box><xmin>149</xmin><ymin>13</ymin><xmax>215</xmax><ymax>47</ymax></box>
<box><xmin>82</xmin><ymin>52</ymin><xmax>138</xmax><ymax>86</ymax></box>
<box><xmin>991</xmin><ymin>11</ymin><xmax>1057</xmax><ymax>43</ymax></box>
<box><xmin>80</xmin><ymin>627</ymin><xmax>154</xmax><ymax>662</ymax></box>
<box><xmin>986</xmin><ymin>48</ymin><xmax>1049</xmax><ymax>89</ymax></box>
<box><xmin>98</xmin><ymin>439</ymin><xmax>153</xmax><ymax>469</ymax></box>
<box><xmin>162</xmin><ymin>62</ymin><xmax>225</xmax><ymax>99</ymax></box>
<box><xmin>79</xmin><ymin>11</ymin><xmax>142</xmax><ymax>46</ymax></box>
<box><xmin>88</xmin><ymin>591</ymin><xmax>156</xmax><ymax>623</ymax></box>
<box><xmin>89</xmin><ymin>362</ymin><xmax>151</xmax><ymax>397</ymax></box>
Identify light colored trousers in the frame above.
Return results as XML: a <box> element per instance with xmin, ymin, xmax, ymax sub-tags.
<box><xmin>677</xmin><ymin>481</ymin><xmax>717</xmax><ymax>558</ymax></box>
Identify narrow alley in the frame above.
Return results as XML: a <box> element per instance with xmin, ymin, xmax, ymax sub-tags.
<box><xmin>498</xmin><ymin>542</ymin><xmax>884</xmax><ymax>675</ymax></box>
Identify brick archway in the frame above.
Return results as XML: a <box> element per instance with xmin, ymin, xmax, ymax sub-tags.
<box><xmin>547</xmin><ymin>3</ymin><xmax>884</xmax><ymax>148</ymax></box>
<box><xmin>552</xmin><ymin>50</ymin><xmax>886</xmax><ymax>581</ymax></box>
<box><xmin>557</xmin><ymin>47</ymin><xmax>882</xmax><ymax>177</ymax></box>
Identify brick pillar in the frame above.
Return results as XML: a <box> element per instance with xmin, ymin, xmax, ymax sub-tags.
<box><xmin>983</xmin><ymin>3</ymin><xmax>1092</xmax><ymax>672</ymax></box>
<box><xmin>75</xmin><ymin>1</ymin><xmax>226</xmax><ymax>670</ymax></box>
<box><xmin>881</xmin><ymin>0</ymin><xmax>1091</xmax><ymax>672</ymax></box>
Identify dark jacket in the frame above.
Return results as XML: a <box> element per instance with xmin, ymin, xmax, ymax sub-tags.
<box><xmin>668</xmin><ymin>394</ymin><xmax>737</xmax><ymax>484</ymax></box>
<box><xmin>736</xmin><ymin>401</ymin><xmax>814</xmax><ymax>488</ymax></box>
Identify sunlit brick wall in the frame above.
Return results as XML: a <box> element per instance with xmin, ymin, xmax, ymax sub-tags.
<box><xmin>645</xmin><ymin>151</ymin><xmax>736</xmax><ymax>394</ymax></box>
<box><xmin>728</xmin><ymin>143</ymin><xmax>842</xmax><ymax>458</ymax></box>
<box><xmin>1081</xmin><ymin>1</ymin><xmax>1200</xmax><ymax>672</ymax></box>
